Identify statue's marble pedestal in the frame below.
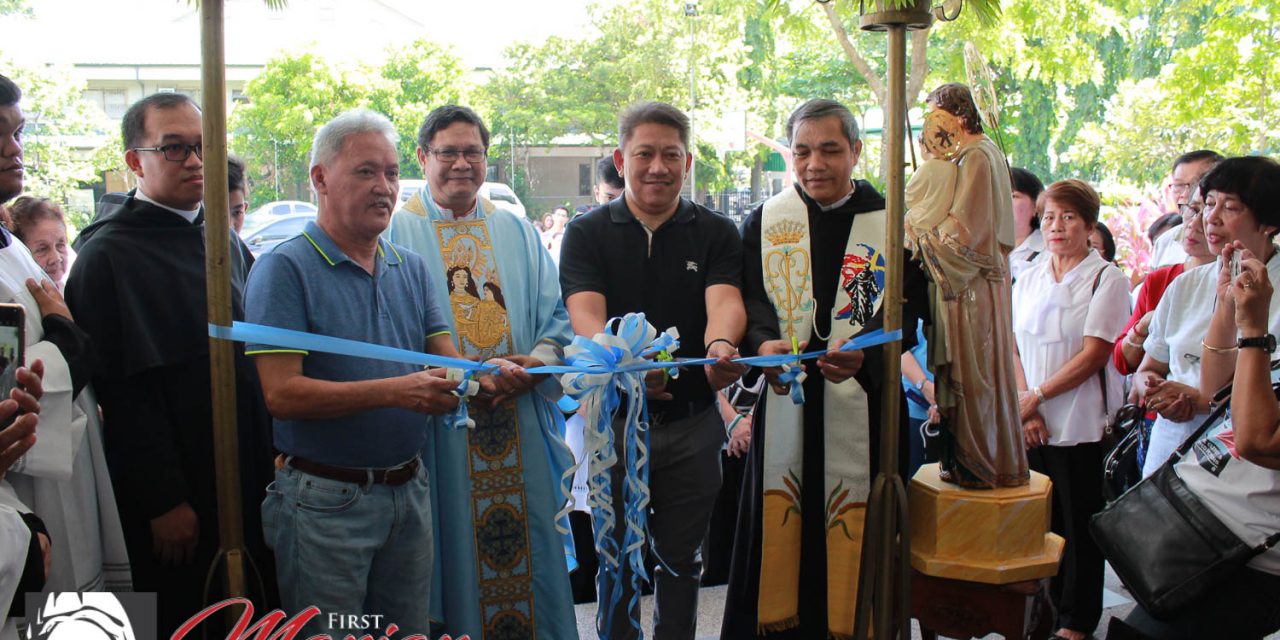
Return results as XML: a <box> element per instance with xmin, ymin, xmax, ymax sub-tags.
<box><xmin>909</xmin><ymin>463</ymin><xmax>1064</xmax><ymax>584</ymax></box>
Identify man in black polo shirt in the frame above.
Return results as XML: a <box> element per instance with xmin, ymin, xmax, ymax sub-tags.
<box><xmin>559</xmin><ymin>101</ymin><xmax>746</xmax><ymax>640</ymax></box>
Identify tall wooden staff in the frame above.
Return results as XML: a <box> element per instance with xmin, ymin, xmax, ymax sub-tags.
<box><xmin>200</xmin><ymin>0</ymin><xmax>248</xmax><ymax>602</ymax></box>
<box><xmin>850</xmin><ymin>1</ymin><xmax>932</xmax><ymax>637</ymax></box>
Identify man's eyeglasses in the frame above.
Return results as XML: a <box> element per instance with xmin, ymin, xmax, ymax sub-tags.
<box><xmin>427</xmin><ymin>147</ymin><xmax>486</xmax><ymax>164</ymax></box>
<box><xmin>132</xmin><ymin>143</ymin><xmax>202</xmax><ymax>162</ymax></box>
<box><xmin>1178</xmin><ymin>203</ymin><xmax>1204</xmax><ymax>221</ymax></box>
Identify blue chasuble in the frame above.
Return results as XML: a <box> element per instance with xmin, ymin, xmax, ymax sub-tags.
<box><xmin>386</xmin><ymin>184</ymin><xmax>576</xmax><ymax>639</ymax></box>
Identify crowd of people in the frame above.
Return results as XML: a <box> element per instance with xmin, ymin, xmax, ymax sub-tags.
<box><xmin>1</xmin><ymin>68</ymin><xmax>1279</xmax><ymax>640</ymax></box>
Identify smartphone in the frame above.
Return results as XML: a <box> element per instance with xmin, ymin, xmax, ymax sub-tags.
<box><xmin>1231</xmin><ymin>250</ymin><xmax>1242</xmax><ymax>281</ymax></box>
<box><xmin>0</xmin><ymin>304</ymin><xmax>25</xmax><ymax>399</ymax></box>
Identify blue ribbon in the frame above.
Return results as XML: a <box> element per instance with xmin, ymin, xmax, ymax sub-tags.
<box><xmin>556</xmin><ymin>314</ymin><xmax>677</xmax><ymax>638</ymax></box>
<box><xmin>209</xmin><ymin>321</ymin><xmax>493</xmax><ymax>372</ymax></box>
<box><xmin>778</xmin><ymin>363</ymin><xmax>807</xmax><ymax>404</ymax></box>
<box><xmin>213</xmin><ymin>321</ymin><xmax>902</xmax><ymax>378</ymax></box>
<box><xmin>211</xmin><ymin>321</ymin><xmax>491</xmax><ymax>431</ymax></box>
<box><xmin>210</xmin><ymin>319</ymin><xmax>903</xmax><ymax>638</ymax></box>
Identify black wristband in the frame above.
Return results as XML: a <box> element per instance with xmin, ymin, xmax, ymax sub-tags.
<box><xmin>706</xmin><ymin>338</ymin><xmax>736</xmax><ymax>353</ymax></box>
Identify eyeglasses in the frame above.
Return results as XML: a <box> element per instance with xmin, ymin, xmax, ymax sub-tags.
<box><xmin>1178</xmin><ymin>203</ymin><xmax>1204</xmax><ymax>220</ymax></box>
<box><xmin>132</xmin><ymin>143</ymin><xmax>202</xmax><ymax>162</ymax></box>
<box><xmin>427</xmin><ymin>147</ymin><xmax>486</xmax><ymax>164</ymax></box>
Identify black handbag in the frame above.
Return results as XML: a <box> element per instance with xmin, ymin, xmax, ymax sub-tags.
<box><xmin>1089</xmin><ymin>400</ymin><xmax>1280</xmax><ymax>618</ymax></box>
<box><xmin>1101</xmin><ymin>403</ymin><xmax>1146</xmax><ymax>502</ymax></box>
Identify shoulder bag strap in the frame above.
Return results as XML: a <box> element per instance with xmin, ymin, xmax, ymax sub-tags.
<box><xmin>1091</xmin><ymin>266</ymin><xmax>1110</xmax><ymax>415</ymax></box>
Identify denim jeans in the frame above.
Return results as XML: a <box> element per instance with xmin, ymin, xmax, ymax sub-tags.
<box><xmin>262</xmin><ymin>459</ymin><xmax>433</xmax><ymax>636</ymax></box>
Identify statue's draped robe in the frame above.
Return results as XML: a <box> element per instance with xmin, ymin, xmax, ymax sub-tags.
<box><xmin>914</xmin><ymin>138</ymin><xmax>1029</xmax><ymax>488</ymax></box>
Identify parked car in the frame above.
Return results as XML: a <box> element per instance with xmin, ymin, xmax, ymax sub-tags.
<box><xmin>479</xmin><ymin>182</ymin><xmax>526</xmax><ymax>218</ymax></box>
<box><xmin>243</xmin><ymin>200</ymin><xmax>316</xmax><ymax>231</ymax></box>
<box><xmin>241</xmin><ymin>212</ymin><xmax>314</xmax><ymax>257</ymax></box>
<box><xmin>247</xmin><ymin>199</ymin><xmax>316</xmax><ymax>218</ymax></box>
<box><xmin>396</xmin><ymin>179</ymin><xmax>427</xmax><ymax>210</ymax></box>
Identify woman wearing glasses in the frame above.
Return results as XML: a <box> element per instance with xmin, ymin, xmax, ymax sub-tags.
<box><xmin>1134</xmin><ymin>158</ymin><xmax>1279</xmax><ymax>477</ymax></box>
<box><xmin>1113</xmin><ymin>187</ymin><xmax>1216</xmax><ymax>378</ymax></box>
<box><xmin>1115</xmin><ymin>156</ymin><xmax>1280</xmax><ymax>640</ymax></box>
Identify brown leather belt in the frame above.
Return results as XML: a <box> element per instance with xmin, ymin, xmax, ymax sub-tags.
<box><xmin>277</xmin><ymin>454</ymin><xmax>419</xmax><ymax>486</ymax></box>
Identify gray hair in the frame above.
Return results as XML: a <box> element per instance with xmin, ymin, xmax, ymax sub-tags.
<box><xmin>786</xmin><ymin>99</ymin><xmax>861</xmax><ymax>148</ymax></box>
<box><xmin>309</xmin><ymin>108</ymin><xmax>399</xmax><ymax>173</ymax></box>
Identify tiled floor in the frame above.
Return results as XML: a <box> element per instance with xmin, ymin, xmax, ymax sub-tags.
<box><xmin>573</xmin><ymin>566</ymin><xmax>1139</xmax><ymax>639</ymax></box>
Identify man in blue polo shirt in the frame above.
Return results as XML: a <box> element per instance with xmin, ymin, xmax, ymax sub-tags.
<box><xmin>243</xmin><ymin>109</ymin><xmax>462</xmax><ymax>636</ymax></box>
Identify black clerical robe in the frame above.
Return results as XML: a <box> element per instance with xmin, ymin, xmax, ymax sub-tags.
<box><xmin>721</xmin><ymin>182</ymin><xmax>929</xmax><ymax>639</ymax></box>
<box><xmin>66</xmin><ymin>191</ymin><xmax>276</xmax><ymax>631</ymax></box>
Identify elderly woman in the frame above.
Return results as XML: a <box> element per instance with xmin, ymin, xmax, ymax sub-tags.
<box><xmin>1113</xmin><ymin>186</ymin><xmax>1216</xmax><ymax>376</ymax></box>
<box><xmin>1134</xmin><ymin>158</ymin><xmax>1277</xmax><ymax>477</ymax></box>
<box><xmin>7</xmin><ymin>196</ymin><xmax>70</xmax><ymax>288</ymax></box>
<box><xmin>1013</xmin><ymin>179</ymin><xmax>1130</xmax><ymax>640</ymax></box>
<box><xmin>1116</xmin><ymin>157</ymin><xmax>1280</xmax><ymax>639</ymax></box>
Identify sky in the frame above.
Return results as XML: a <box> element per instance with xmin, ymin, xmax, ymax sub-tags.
<box><xmin>9</xmin><ymin>0</ymin><xmax>597</xmax><ymax>69</ymax></box>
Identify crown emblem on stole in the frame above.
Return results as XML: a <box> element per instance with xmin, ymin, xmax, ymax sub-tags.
<box><xmin>446</xmin><ymin>243</ymin><xmax>477</xmax><ymax>270</ymax></box>
<box><xmin>764</xmin><ymin>220</ymin><xmax>806</xmax><ymax>245</ymax></box>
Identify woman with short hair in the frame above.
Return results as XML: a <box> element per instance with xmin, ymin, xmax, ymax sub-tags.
<box><xmin>1012</xmin><ymin>178</ymin><xmax>1130</xmax><ymax>640</ymax></box>
<box><xmin>1113</xmin><ymin>187</ymin><xmax>1215</xmax><ymax>377</ymax></box>
<box><xmin>7</xmin><ymin>196</ymin><xmax>70</xmax><ymax>288</ymax></box>
<box><xmin>1116</xmin><ymin>159</ymin><xmax>1280</xmax><ymax>638</ymax></box>
<box><xmin>1136</xmin><ymin>157</ymin><xmax>1280</xmax><ymax>477</ymax></box>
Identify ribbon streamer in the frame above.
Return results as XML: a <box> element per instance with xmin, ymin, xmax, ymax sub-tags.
<box><xmin>557</xmin><ymin>313</ymin><xmax>677</xmax><ymax>638</ymax></box>
<box><xmin>210</xmin><ymin>320</ymin><xmax>902</xmax><ymax>638</ymax></box>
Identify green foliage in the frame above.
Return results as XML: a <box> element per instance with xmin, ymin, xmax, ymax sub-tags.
<box><xmin>230</xmin><ymin>46</ymin><xmax>469</xmax><ymax>207</ymax></box>
<box><xmin>478</xmin><ymin>0</ymin><xmax>726</xmax><ymax>146</ymax></box>
<box><xmin>775</xmin><ymin>41</ymin><xmax>874</xmax><ymax>109</ymax></box>
<box><xmin>230</xmin><ymin>51</ymin><xmax>364</xmax><ymax>205</ymax></box>
<box><xmin>1071</xmin><ymin>0</ymin><xmax>1280</xmax><ymax>184</ymax></box>
<box><xmin>367</xmin><ymin>40</ymin><xmax>467</xmax><ymax>178</ymax></box>
<box><xmin>3</xmin><ymin>58</ymin><xmax>118</xmax><ymax>229</ymax></box>
<box><xmin>0</xmin><ymin>0</ymin><xmax>30</xmax><ymax>16</ymax></box>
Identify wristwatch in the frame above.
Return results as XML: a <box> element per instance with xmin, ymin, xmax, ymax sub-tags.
<box><xmin>1237</xmin><ymin>334</ymin><xmax>1277</xmax><ymax>353</ymax></box>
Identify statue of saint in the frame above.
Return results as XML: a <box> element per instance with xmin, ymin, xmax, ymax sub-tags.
<box><xmin>905</xmin><ymin>82</ymin><xmax>1029</xmax><ymax>489</ymax></box>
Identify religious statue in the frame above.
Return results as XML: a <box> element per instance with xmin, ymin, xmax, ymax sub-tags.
<box><xmin>905</xmin><ymin>82</ymin><xmax>1029</xmax><ymax>489</ymax></box>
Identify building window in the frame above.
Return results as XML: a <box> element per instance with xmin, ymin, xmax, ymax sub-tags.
<box><xmin>82</xmin><ymin>89</ymin><xmax>128</xmax><ymax>120</ymax></box>
<box><xmin>579</xmin><ymin>163</ymin><xmax>592</xmax><ymax>196</ymax></box>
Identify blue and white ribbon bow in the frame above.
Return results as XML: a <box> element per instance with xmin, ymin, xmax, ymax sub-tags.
<box><xmin>556</xmin><ymin>313</ymin><xmax>677</xmax><ymax>638</ymax></box>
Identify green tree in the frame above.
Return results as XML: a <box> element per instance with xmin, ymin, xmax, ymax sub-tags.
<box><xmin>477</xmin><ymin>0</ymin><xmax>754</xmax><ymax>201</ymax></box>
<box><xmin>1072</xmin><ymin>0</ymin><xmax>1279</xmax><ymax>183</ymax></box>
<box><xmin>229</xmin><ymin>51</ymin><xmax>367</xmax><ymax>205</ymax></box>
<box><xmin>0</xmin><ymin>0</ymin><xmax>30</xmax><ymax>16</ymax></box>
<box><xmin>366</xmin><ymin>39</ymin><xmax>469</xmax><ymax>178</ymax></box>
<box><xmin>3</xmin><ymin>58</ymin><xmax>117</xmax><ymax>229</ymax></box>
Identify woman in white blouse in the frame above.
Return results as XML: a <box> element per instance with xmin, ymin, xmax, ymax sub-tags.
<box><xmin>1117</xmin><ymin>156</ymin><xmax>1280</xmax><ymax>640</ymax></box>
<box><xmin>1012</xmin><ymin>179</ymin><xmax>1131</xmax><ymax>640</ymax></box>
<box><xmin>1133</xmin><ymin>157</ymin><xmax>1280</xmax><ymax>476</ymax></box>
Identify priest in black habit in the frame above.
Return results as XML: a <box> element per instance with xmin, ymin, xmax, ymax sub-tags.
<box><xmin>721</xmin><ymin>99</ymin><xmax>928</xmax><ymax>640</ymax></box>
<box><xmin>64</xmin><ymin>93</ymin><xmax>276</xmax><ymax>632</ymax></box>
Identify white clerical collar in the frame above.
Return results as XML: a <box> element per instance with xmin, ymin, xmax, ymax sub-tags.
<box><xmin>136</xmin><ymin>190</ymin><xmax>200</xmax><ymax>223</ymax></box>
<box><xmin>816</xmin><ymin>181</ymin><xmax>857</xmax><ymax>212</ymax></box>
<box><xmin>436</xmin><ymin>199</ymin><xmax>479</xmax><ymax>221</ymax></box>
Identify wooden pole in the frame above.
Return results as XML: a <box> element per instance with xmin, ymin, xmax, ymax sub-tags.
<box><xmin>854</xmin><ymin>1</ymin><xmax>931</xmax><ymax>635</ymax></box>
<box><xmin>200</xmin><ymin>0</ymin><xmax>248</xmax><ymax>602</ymax></box>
